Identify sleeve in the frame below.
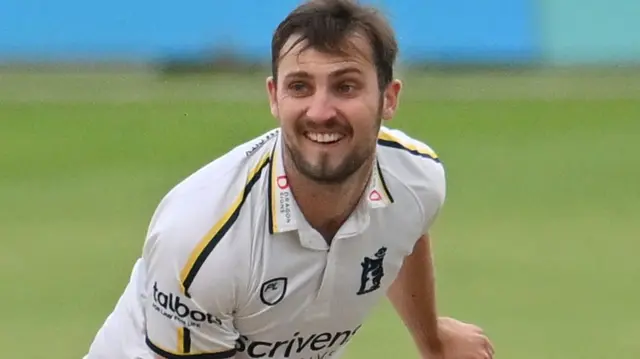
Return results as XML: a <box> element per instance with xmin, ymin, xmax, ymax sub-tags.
<box><xmin>141</xmin><ymin>206</ymin><xmax>240</xmax><ymax>358</ymax></box>
<box><xmin>381</xmin><ymin>127</ymin><xmax>447</xmax><ymax>236</ymax></box>
<box><xmin>416</xmin><ymin>158</ymin><xmax>447</xmax><ymax>236</ymax></box>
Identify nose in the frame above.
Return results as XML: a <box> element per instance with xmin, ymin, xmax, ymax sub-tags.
<box><xmin>305</xmin><ymin>91</ymin><xmax>337</xmax><ymax>123</ymax></box>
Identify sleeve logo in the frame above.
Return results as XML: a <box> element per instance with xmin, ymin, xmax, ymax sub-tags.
<box><xmin>152</xmin><ymin>282</ymin><xmax>222</xmax><ymax>327</ymax></box>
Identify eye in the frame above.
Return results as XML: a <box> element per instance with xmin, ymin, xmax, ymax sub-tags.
<box><xmin>287</xmin><ymin>81</ymin><xmax>310</xmax><ymax>96</ymax></box>
<box><xmin>336</xmin><ymin>82</ymin><xmax>358</xmax><ymax>95</ymax></box>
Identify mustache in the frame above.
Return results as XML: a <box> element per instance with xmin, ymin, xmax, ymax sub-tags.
<box><xmin>295</xmin><ymin>117</ymin><xmax>352</xmax><ymax>133</ymax></box>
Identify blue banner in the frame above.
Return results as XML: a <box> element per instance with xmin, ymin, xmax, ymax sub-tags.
<box><xmin>9</xmin><ymin>0</ymin><xmax>639</xmax><ymax>65</ymax></box>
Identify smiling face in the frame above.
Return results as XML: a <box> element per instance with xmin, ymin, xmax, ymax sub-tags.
<box><xmin>267</xmin><ymin>34</ymin><xmax>401</xmax><ymax>184</ymax></box>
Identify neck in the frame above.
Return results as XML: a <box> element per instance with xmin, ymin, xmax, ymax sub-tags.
<box><xmin>284</xmin><ymin>154</ymin><xmax>374</xmax><ymax>241</ymax></box>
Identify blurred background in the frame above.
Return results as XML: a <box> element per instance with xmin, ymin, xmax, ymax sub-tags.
<box><xmin>1</xmin><ymin>0</ymin><xmax>638</xmax><ymax>358</ymax></box>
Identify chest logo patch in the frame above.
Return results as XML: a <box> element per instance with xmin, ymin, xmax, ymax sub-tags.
<box><xmin>260</xmin><ymin>277</ymin><xmax>288</xmax><ymax>306</ymax></box>
<box><xmin>357</xmin><ymin>247</ymin><xmax>387</xmax><ymax>295</ymax></box>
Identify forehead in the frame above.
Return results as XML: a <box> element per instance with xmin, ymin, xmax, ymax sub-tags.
<box><xmin>277</xmin><ymin>34</ymin><xmax>376</xmax><ymax>78</ymax></box>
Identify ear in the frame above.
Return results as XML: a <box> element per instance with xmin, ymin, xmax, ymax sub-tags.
<box><xmin>266</xmin><ymin>76</ymin><xmax>279</xmax><ymax>118</ymax></box>
<box><xmin>381</xmin><ymin>79</ymin><xmax>402</xmax><ymax>121</ymax></box>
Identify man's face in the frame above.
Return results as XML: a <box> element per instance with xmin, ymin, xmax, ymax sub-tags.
<box><xmin>267</xmin><ymin>34</ymin><xmax>401</xmax><ymax>184</ymax></box>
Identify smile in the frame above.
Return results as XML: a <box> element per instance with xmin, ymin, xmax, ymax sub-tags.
<box><xmin>304</xmin><ymin>132</ymin><xmax>345</xmax><ymax>145</ymax></box>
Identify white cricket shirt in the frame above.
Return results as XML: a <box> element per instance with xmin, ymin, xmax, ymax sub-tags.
<box><xmin>83</xmin><ymin>126</ymin><xmax>446</xmax><ymax>359</ymax></box>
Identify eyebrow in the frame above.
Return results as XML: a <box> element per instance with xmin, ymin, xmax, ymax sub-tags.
<box><xmin>283</xmin><ymin>67</ymin><xmax>364</xmax><ymax>80</ymax></box>
<box><xmin>330</xmin><ymin>67</ymin><xmax>363</xmax><ymax>78</ymax></box>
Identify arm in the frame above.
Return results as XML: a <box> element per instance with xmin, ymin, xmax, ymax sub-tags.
<box><xmin>387</xmin><ymin>140</ymin><xmax>447</xmax><ymax>357</ymax></box>
<box><xmin>380</xmin><ymin>132</ymin><xmax>449</xmax><ymax>356</ymax></box>
<box><xmin>387</xmin><ymin>144</ymin><xmax>495</xmax><ymax>358</ymax></box>
<box><xmin>143</xmin><ymin>218</ymin><xmax>240</xmax><ymax>359</ymax></box>
<box><xmin>144</xmin><ymin>231</ymin><xmax>239</xmax><ymax>359</ymax></box>
<box><xmin>387</xmin><ymin>233</ymin><xmax>442</xmax><ymax>358</ymax></box>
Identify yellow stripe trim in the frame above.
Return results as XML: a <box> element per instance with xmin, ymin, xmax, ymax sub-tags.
<box><xmin>377</xmin><ymin>131</ymin><xmax>439</xmax><ymax>159</ymax></box>
<box><xmin>177</xmin><ymin>327</ymin><xmax>185</xmax><ymax>353</ymax></box>
<box><xmin>270</xmin><ymin>151</ymin><xmax>279</xmax><ymax>233</ymax></box>
<box><xmin>179</xmin><ymin>152</ymin><xmax>271</xmax><ymax>294</ymax></box>
<box><xmin>381</xmin><ymin>185</ymin><xmax>392</xmax><ymax>203</ymax></box>
<box><xmin>379</xmin><ymin>176</ymin><xmax>392</xmax><ymax>204</ymax></box>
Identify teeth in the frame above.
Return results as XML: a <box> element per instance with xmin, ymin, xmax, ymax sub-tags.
<box><xmin>306</xmin><ymin>132</ymin><xmax>344</xmax><ymax>143</ymax></box>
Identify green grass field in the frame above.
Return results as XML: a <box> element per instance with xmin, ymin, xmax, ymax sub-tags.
<box><xmin>1</xmin><ymin>68</ymin><xmax>639</xmax><ymax>359</ymax></box>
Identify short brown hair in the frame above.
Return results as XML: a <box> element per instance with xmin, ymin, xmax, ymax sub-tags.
<box><xmin>271</xmin><ymin>0</ymin><xmax>398</xmax><ymax>90</ymax></box>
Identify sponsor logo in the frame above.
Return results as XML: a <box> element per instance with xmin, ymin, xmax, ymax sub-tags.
<box><xmin>260</xmin><ymin>277</ymin><xmax>287</xmax><ymax>306</ymax></box>
<box><xmin>277</xmin><ymin>175</ymin><xmax>289</xmax><ymax>189</ymax></box>
<box><xmin>279</xmin><ymin>190</ymin><xmax>294</xmax><ymax>226</ymax></box>
<box><xmin>151</xmin><ymin>282</ymin><xmax>222</xmax><ymax>328</ymax></box>
<box><xmin>357</xmin><ymin>247</ymin><xmax>387</xmax><ymax>295</ymax></box>
<box><xmin>368</xmin><ymin>190</ymin><xmax>382</xmax><ymax>202</ymax></box>
<box><xmin>236</xmin><ymin>325</ymin><xmax>361</xmax><ymax>358</ymax></box>
<box><xmin>245</xmin><ymin>130</ymin><xmax>279</xmax><ymax>157</ymax></box>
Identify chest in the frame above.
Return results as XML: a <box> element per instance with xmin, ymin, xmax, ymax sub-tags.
<box><xmin>233</xmin><ymin>213</ymin><xmax>421</xmax><ymax>357</ymax></box>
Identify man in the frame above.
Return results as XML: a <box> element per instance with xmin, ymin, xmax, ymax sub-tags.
<box><xmin>84</xmin><ymin>0</ymin><xmax>495</xmax><ymax>358</ymax></box>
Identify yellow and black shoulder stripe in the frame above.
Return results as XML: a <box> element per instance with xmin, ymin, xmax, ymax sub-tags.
<box><xmin>377</xmin><ymin>131</ymin><xmax>441</xmax><ymax>163</ymax></box>
<box><xmin>179</xmin><ymin>153</ymin><xmax>271</xmax><ymax>297</ymax></box>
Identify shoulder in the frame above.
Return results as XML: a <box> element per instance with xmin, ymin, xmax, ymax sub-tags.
<box><xmin>377</xmin><ymin>126</ymin><xmax>446</xmax><ymax>233</ymax></box>
<box><xmin>145</xmin><ymin>128</ymin><xmax>278</xmax><ymax>244</ymax></box>
<box><xmin>377</xmin><ymin>126</ymin><xmax>446</xmax><ymax>197</ymax></box>
<box><xmin>141</xmin><ymin>129</ymin><xmax>278</xmax><ymax>294</ymax></box>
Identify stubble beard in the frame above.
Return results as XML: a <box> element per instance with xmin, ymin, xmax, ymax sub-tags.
<box><xmin>285</xmin><ymin>111</ymin><xmax>383</xmax><ymax>186</ymax></box>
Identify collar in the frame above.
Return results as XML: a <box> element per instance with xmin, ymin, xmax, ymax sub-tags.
<box><xmin>267</xmin><ymin>133</ymin><xmax>394</xmax><ymax>234</ymax></box>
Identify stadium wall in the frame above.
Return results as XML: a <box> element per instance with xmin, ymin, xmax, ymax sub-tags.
<box><xmin>0</xmin><ymin>0</ymin><xmax>638</xmax><ymax>66</ymax></box>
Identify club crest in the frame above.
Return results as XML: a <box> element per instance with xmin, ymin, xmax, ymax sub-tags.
<box><xmin>357</xmin><ymin>247</ymin><xmax>387</xmax><ymax>295</ymax></box>
<box><xmin>260</xmin><ymin>277</ymin><xmax>288</xmax><ymax>306</ymax></box>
